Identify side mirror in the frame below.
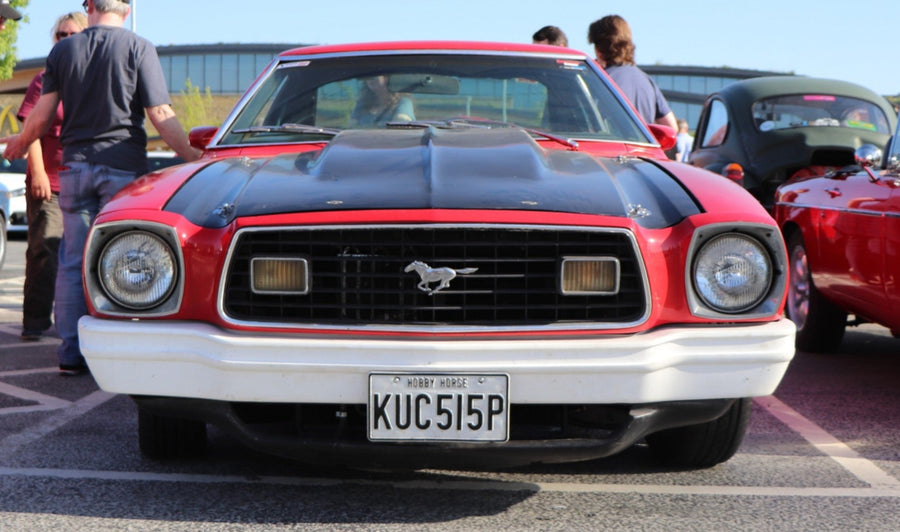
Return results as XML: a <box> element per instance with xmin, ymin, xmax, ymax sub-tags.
<box><xmin>189</xmin><ymin>126</ymin><xmax>219</xmax><ymax>151</ymax></box>
<box><xmin>854</xmin><ymin>144</ymin><xmax>883</xmax><ymax>182</ymax></box>
<box><xmin>647</xmin><ymin>124</ymin><xmax>676</xmax><ymax>151</ymax></box>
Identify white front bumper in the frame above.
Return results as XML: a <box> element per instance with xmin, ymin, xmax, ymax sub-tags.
<box><xmin>79</xmin><ymin>316</ymin><xmax>796</xmax><ymax>404</ymax></box>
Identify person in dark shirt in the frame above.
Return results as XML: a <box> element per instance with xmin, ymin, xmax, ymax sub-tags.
<box><xmin>3</xmin><ymin>0</ymin><xmax>201</xmax><ymax>375</ymax></box>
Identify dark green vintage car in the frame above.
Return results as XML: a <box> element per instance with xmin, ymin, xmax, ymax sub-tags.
<box><xmin>689</xmin><ymin>76</ymin><xmax>897</xmax><ymax>208</ymax></box>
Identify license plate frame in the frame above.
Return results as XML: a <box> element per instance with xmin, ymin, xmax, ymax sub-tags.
<box><xmin>368</xmin><ymin>373</ymin><xmax>509</xmax><ymax>442</ymax></box>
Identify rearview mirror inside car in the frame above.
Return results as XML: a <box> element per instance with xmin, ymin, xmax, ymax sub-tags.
<box><xmin>388</xmin><ymin>74</ymin><xmax>460</xmax><ymax>95</ymax></box>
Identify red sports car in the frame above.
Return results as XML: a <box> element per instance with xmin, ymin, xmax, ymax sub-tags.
<box><xmin>775</xmin><ymin>120</ymin><xmax>900</xmax><ymax>352</ymax></box>
<box><xmin>78</xmin><ymin>41</ymin><xmax>795</xmax><ymax>470</ymax></box>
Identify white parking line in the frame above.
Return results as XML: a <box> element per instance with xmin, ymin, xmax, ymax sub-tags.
<box><xmin>0</xmin><ymin>392</ymin><xmax>896</xmax><ymax>498</ymax></box>
<box><xmin>0</xmin><ymin>368</ymin><xmax>73</xmax><ymax>416</ymax></box>
<box><xmin>0</xmin><ymin>278</ymin><xmax>26</xmax><ymax>300</ymax></box>
<box><xmin>0</xmin><ymin>277</ymin><xmax>26</xmax><ymax>323</ymax></box>
<box><xmin>0</xmin><ymin>339</ymin><xmax>61</xmax><ymax>350</ymax></box>
<box><xmin>0</xmin><ymin>311</ymin><xmax>24</xmax><ymax>323</ymax></box>
<box><xmin>0</xmin><ymin>367</ymin><xmax>60</xmax><ymax>378</ymax></box>
<box><xmin>0</xmin><ymin>466</ymin><xmax>898</xmax><ymax>498</ymax></box>
<box><xmin>1</xmin><ymin>303</ymin><xmax>897</xmax><ymax>498</ymax></box>
<box><xmin>0</xmin><ymin>380</ymin><xmax>72</xmax><ymax>415</ymax></box>
<box><xmin>0</xmin><ymin>324</ymin><xmax>26</xmax><ymax>337</ymax></box>
<box><xmin>754</xmin><ymin>395</ymin><xmax>900</xmax><ymax>489</ymax></box>
<box><xmin>0</xmin><ymin>389</ymin><xmax>116</xmax><ymax>456</ymax></box>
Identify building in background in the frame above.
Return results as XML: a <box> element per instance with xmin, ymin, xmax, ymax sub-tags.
<box><xmin>642</xmin><ymin>65</ymin><xmax>787</xmax><ymax>131</ymax></box>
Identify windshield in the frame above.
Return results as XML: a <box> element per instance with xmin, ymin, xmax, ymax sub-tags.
<box><xmin>218</xmin><ymin>53</ymin><xmax>650</xmax><ymax>145</ymax></box>
<box><xmin>751</xmin><ymin>94</ymin><xmax>891</xmax><ymax>134</ymax></box>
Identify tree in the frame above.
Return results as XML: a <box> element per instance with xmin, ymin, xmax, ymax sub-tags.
<box><xmin>0</xmin><ymin>0</ymin><xmax>28</xmax><ymax>81</ymax></box>
<box><xmin>887</xmin><ymin>95</ymin><xmax>899</xmax><ymax>115</ymax></box>
<box><xmin>176</xmin><ymin>79</ymin><xmax>216</xmax><ymax>132</ymax></box>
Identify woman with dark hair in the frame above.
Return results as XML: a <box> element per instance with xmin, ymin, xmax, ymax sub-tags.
<box><xmin>588</xmin><ymin>15</ymin><xmax>677</xmax><ymax>130</ymax></box>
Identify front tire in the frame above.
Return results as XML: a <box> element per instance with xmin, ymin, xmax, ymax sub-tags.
<box><xmin>646</xmin><ymin>398</ymin><xmax>751</xmax><ymax>468</ymax></box>
<box><xmin>138</xmin><ymin>408</ymin><xmax>207</xmax><ymax>460</ymax></box>
<box><xmin>785</xmin><ymin>231</ymin><xmax>846</xmax><ymax>353</ymax></box>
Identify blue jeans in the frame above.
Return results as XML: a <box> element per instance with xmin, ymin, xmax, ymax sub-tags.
<box><xmin>55</xmin><ymin>162</ymin><xmax>138</xmax><ymax>367</ymax></box>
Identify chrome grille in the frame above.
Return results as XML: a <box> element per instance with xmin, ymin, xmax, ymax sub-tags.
<box><xmin>222</xmin><ymin>226</ymin><xmax>647</xmax><ymax>327</ymax></box>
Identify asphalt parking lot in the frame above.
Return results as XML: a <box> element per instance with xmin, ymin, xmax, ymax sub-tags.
<box><xmin>2</xmin><ymin>237</ymin><xmax>900</xmax><ymax>531</ymax></box>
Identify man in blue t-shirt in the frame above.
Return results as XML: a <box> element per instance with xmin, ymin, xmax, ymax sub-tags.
<box><xmin>3</xmin><ymin>0</ymin><xmax>201</xmax><ymax>376</ymax></box>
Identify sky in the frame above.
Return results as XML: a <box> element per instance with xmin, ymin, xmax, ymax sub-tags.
<box><xmin>9</xmin><ymin>0</ymin><xmax>900</xmax><ymax>97</ymax></box>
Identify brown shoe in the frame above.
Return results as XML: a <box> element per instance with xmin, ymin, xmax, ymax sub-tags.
<box><xmin>20</xmin><ymin>329</ymin><xmax>43</xmax><ymax>342</ymax></box>
<box><xmin>59</xmin><ymin>364</ymin><xmax>89</xmax><ymax>376</ymax></box>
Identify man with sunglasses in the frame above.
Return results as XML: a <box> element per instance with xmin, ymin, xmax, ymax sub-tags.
<box><xmin>3</xmin><ymin>0</ymin><xmax>201</xmax><ymax>376</ymax></box>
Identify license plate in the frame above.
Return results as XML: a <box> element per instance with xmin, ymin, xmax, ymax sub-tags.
<box><xmin>368</xmin><ymin>373</ymin><xmax>509</xmax><ymax>442</ymax></box>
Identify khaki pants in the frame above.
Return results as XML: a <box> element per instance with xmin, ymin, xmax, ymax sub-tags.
<box><xmin>22</xmin><ymin>192</ymin><xmax>62</xmax><ymax>332</ymax></box>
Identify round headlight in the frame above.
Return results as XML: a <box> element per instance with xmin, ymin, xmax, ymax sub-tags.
<box><xmin>98</xmin><ymin>231</ymin><xmax>177</xmax><ymax>310</ymax></box>
<box><xmin>693</xmin><ymin>233</ymin><xmax>772</xmax><ymax>313</ymax></box>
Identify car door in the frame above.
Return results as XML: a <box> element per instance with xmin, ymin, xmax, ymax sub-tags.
<box><xmin>882</xmin><ymin>177</ymin><xmax>900</xmax><ymax>334</ymax></box>
<box><xmin>813</xmin><ymin>171</ymin><xmax>891</xmax><ymax>323</ymax></box>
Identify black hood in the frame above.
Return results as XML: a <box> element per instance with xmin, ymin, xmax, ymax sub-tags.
<box><xmin>165</xmin><ymin>127</ymin><xmax>700</xmax><ymax>229</ymax></box>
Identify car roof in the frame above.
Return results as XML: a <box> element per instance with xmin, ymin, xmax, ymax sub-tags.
<box><xmin>279</xmin><ymin>41</ymin><xmax>588</xmax><ymax>58</ymax></box>
<box><xmin>713</xmin><ymin>76</ymin><xmax>893</xmax><ymax>108</ymax></box>
<box><xmin>708</xmin><ymin>75</ymin><xmax>898</xmax><ymax>133</ymax></box>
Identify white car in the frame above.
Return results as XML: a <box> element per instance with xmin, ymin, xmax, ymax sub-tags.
<box><xmin>147</xmin><ymin>150</ymin><xmax>184</xmax><ymax>172</ymax></box>
<box><xmin>0</xmin><ymin>156</ymin><xmax>26</xmax><ymax>235</ymax></box>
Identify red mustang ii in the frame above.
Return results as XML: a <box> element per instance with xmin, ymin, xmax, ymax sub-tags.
<box><xmin>79</xmin><ymin>41</ymin><xmax>795</xmax><ymax>469</ymax></box>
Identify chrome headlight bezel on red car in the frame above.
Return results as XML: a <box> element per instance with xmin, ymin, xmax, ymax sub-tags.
<box><xmin>84</xmin><ymin>221</ymin><xmax>184</xmax><ymax>316</ymax></box>
<box><xmin>685</xmin><ymin>223</ymin><xmax>787</xmax><ymax>319</ymax></box>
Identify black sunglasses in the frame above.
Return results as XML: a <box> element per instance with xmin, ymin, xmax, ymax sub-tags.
<box><xmin>82</xmin><ymin>0</ymin><xmax>88</xmax><ymax>11</ymax></box>
<box><xmin>56</xmin><ymin>31</ymin><xmax>77</xmax><ymax>39</ymax></box>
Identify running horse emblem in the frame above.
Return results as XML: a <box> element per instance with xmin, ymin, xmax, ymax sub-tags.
<box><xmin>404</xmin><ymin>261</ymin><xmax>478</xmax><ymax>295</ymax></box>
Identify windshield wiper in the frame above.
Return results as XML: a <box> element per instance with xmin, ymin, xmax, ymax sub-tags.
<box><xmin>449</xmin><ymin>117</ymin><xmax>579</xmax><ymax>150</ymax></box>
<box><xmin>824</xmin><ymin>165</ymin><xmax>861</xmax><ymax>179</ymax></box>
<box><xmin>388</xmin><ymin>117</ymin><xmax>579</xmax><ymax>150</ymax></box>
<box><xmin>232</xmin><ymin>123</ymin><xmax>341</xmax><ymax>137</ymax></box>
